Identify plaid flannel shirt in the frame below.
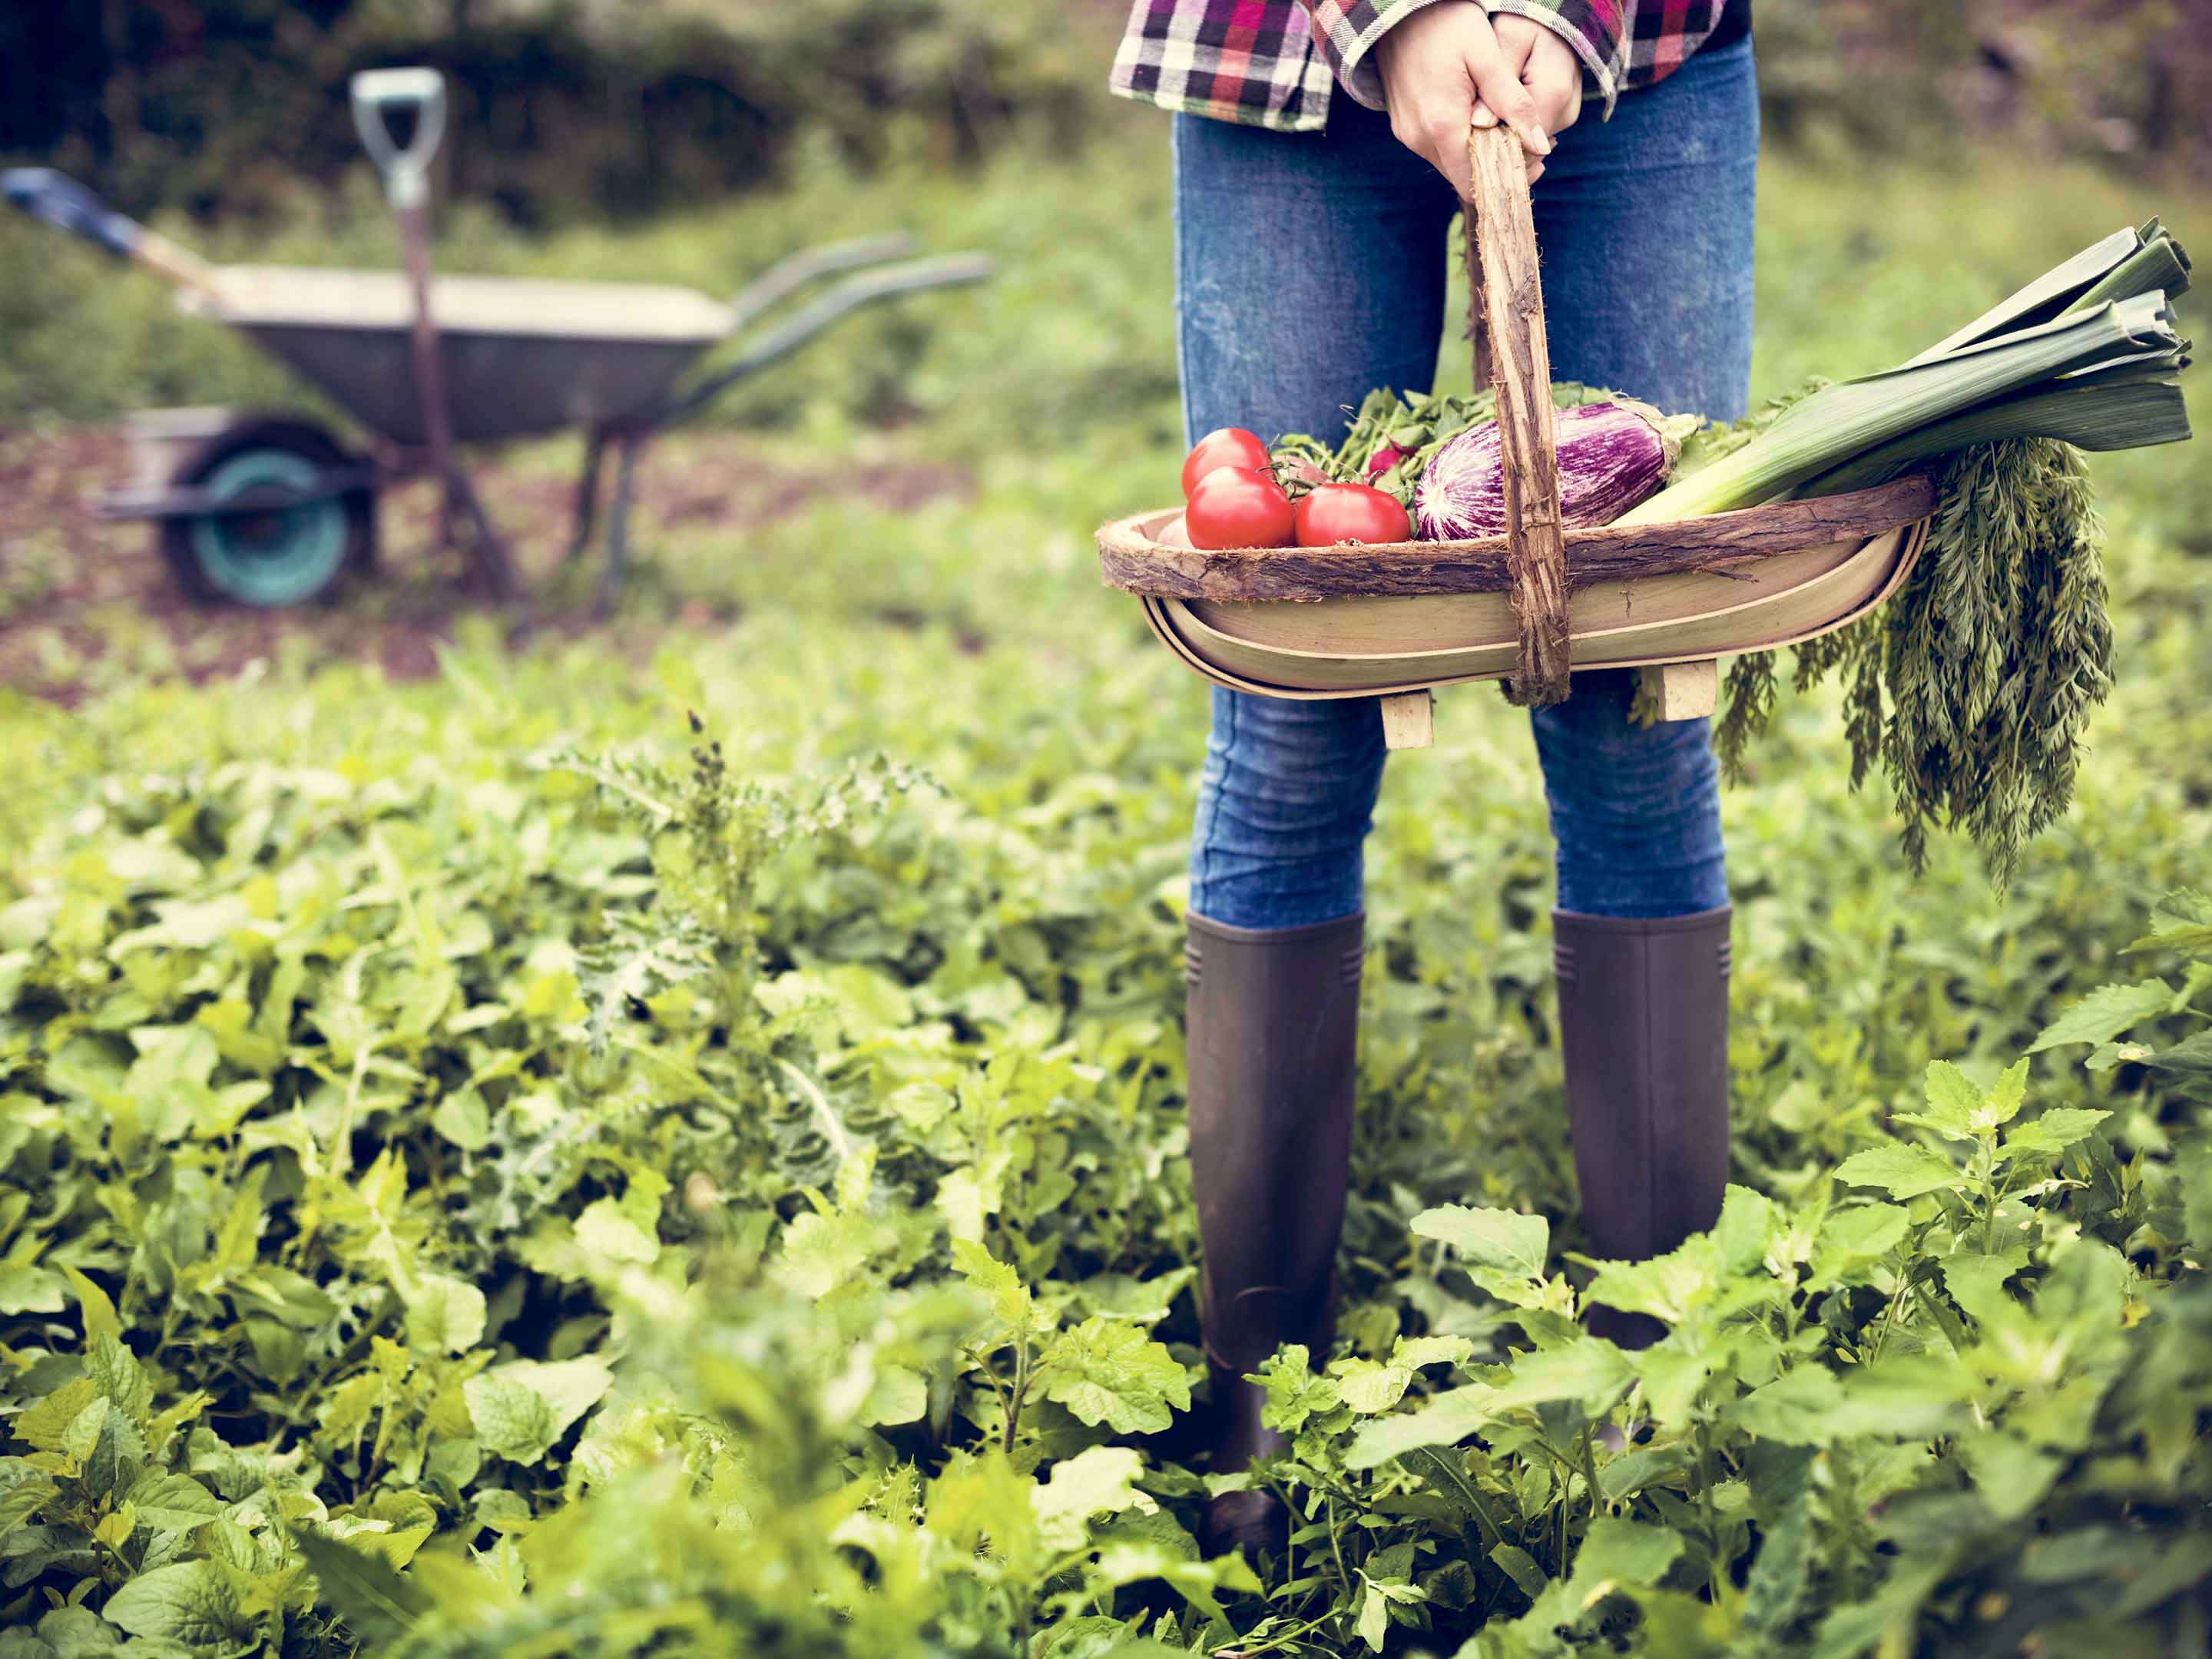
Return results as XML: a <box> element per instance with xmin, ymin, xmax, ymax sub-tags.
<box><xmin>1111</xmin><ymin>1</ymin><xmax>1742</xmax><ymax>131</ymax></box>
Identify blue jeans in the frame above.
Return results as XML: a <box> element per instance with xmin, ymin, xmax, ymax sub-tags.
<box><xmin>1175</xmin><ymin>37</ymin><xmax>1758</xmax><ymax>929</ymax></box>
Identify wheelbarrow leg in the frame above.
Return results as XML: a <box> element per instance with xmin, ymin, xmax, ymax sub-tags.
<box><xmin>566</xmin><ymin>429</ymin><xmax>608</xmax><ymax>568</ymax></box>
<box><xmin>443</xmin><ymin>466</ymin><xmax>513</xmax><ymax>601</ymax></box>
<box><xmin>593</xmin><ymin>435</ymin><xmax>646</xmax><ymax>620</ymax></box>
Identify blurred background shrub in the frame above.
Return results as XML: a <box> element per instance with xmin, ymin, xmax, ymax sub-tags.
<box><xmin>0</xmin><ymin>0</ymin><xmax>1118</xmax><ymax>227</ymax></box>
<box><xmin>5</xmin><ymin>2</ymin><xmax>2207</xmax><ymax>230</ymax></box>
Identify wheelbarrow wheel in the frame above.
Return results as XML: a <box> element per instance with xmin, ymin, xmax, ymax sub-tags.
<box><xmin>158</xmin><ymin>416</ymin><xmax>376</xmax><ymax>608</ymax></box>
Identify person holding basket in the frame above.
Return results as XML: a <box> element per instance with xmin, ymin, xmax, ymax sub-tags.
<box><xmin>1110</xmin><ymin>0</ymin><xmax>1757</xmax><ymax>1553</ymax></box>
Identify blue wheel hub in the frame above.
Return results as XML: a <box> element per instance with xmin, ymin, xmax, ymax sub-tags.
<box><xmin>187</xmin><ymin>448</ymin><xmax>349</xmax><ymax>607</ymax></box>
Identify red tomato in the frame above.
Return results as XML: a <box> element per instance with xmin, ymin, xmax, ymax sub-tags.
<box><xmin>1181</xmin><ymin>428</ymin><xmax>1272</xmax><ymax>500</ymax></box>
<box><xmin>1185</xmin><ymin>466</ymin><xmax>1296</xmax><ymax>550</ymax></box>
<box><xmin>1293</xmin><ymin>482</ymin><xmax>1412</xmax><ymax>548</ymax></box>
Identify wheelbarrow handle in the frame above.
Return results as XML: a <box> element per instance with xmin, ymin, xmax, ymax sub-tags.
<box><xmin>352</xmin><ymin>68</ymin><xmax>449</xmax><ymax>210</ymax></box>
<box><xmin>649</xmin><ymin>252</ymin><xmax>995</xmax><ymax>431</ymax></box>
<box><xmin>727</xmin><ymin>233</ymin><xmax>919</xmax><ymax>330</ymax></box>
<box><xmin>5</xmin><ymin>167</ymin><xmax>141</xmax><ymax>258</ymax></box>
<box><xmin>3</xmin><ymin>167</ymin><xmax>223</xmax><ymax>304</ymax></box>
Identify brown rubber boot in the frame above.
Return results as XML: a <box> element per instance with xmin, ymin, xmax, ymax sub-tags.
<box><xmin>1183</xmin><ymin>909</ymin><xmax>1363</xmax><ymax>1558</ymax></box>
<box><xmin>1553</xmin><ymin>906</ymin><xmax>1732</xmax><ymax>1352</ymax></box>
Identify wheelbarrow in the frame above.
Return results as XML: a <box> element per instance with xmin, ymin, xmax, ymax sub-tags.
<box><xmin>1096</xmin><ymin>124</ymin><xmax>1936</xmax><ymax>743</ymax></box>
<box><xmin>4</xmin><ymin>68</ymin><xmax>992</xmax><ymax>611</ymax></box>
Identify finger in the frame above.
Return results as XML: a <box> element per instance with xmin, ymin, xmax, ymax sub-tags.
<box><xmin>1490</xmin><ymin>15</ymin><xmax>1541</xmax><ymax>73</ymax></box>
<box><xmin>1471</xmin><ymin>99</ymin><xmax>1498</xmax><ymax>130</ymax></box>
<box><xmin>1396</xmin><ymin>96</ymin><xmax>1477</xmax><ymax>200</ymax></box>
<box><xmin>1467</xmin><ymin>41</ymin><xmax>1552</xmax><ymax>158</ymax></box>
<box><xmin>1528</xmin><ymin>62</ymin><xmax>1583</xmax><ymax>137</ymax></box>
<box><xmin>1428</xmin><ymin>108</ymin><xmax>1477</xmax><ymax>200</ymax></box>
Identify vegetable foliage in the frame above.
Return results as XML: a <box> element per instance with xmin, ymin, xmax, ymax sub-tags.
<box><xmin>2</xmin><ymin>656</ymin><xmax>2206</xmax><ymax>1657</ymax></box>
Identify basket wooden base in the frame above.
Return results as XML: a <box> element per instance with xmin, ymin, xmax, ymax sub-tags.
<box><xmin>1131</xmin><ymin>518</ymin><xmax>1929</xmax><ymax>743</ymax></box>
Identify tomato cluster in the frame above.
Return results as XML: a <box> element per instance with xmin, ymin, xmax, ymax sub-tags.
<box><xmin>1180</xmin><ymin>428</ymin><xmax>1412</xmax><ymax>551</ymax></box>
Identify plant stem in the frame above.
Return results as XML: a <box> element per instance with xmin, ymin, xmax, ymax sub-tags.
<box><xmin>1003</xmin><ymin>1337</ymin><xmax>1029</xmax><ymax>1455</ymax></box>
<box><xmin>1696</xmin><ymin>1419</ymin><xmax>1723</xmax><ymax>1599</ymax></box>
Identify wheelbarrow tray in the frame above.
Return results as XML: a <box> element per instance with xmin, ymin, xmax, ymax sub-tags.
<box><xmin>201</xmin><ymin>265</ymin><xmax>736</xmax><ymax>445</ymax></box>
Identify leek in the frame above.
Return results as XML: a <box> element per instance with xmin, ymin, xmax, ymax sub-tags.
<box><xmin>1684</xmin><ymin>217</ymin><xmax>2197</xmax><ymax>888</ymax></box>
<box><xmin>1618</xmin><ymin>220</ymin><xmax>2194</xmax><ymax>525</ymax></box>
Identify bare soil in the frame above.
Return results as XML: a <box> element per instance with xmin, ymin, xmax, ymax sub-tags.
<box><xmin>0</xmin><ymin>424</ymin><xmax>966</xmax><ymax>705</ymax></box>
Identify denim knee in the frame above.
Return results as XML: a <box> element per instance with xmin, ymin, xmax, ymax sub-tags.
<box><xmin>1189</xmin><ymin>688</ymin><xmax>1384</xmax><ymax>929</ymax></box>
<box><xmin>1532</xmin><ymin>670</ymin><xmax>1728</xmax><ymax>919</ymax></box>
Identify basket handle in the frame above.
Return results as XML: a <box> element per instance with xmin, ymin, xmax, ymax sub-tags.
<box><xmin>1462</xmin><ymin>124</ymin><xmax>1571</xmax><ymax>707</ymax></box>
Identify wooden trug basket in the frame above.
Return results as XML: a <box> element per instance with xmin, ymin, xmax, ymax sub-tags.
<box><xmin>1097</xmin><ymin>124</ymin><xmax>1937</xmax><ymax>750</ymax></box>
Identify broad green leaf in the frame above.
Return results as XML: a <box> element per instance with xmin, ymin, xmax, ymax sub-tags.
<box><xmin>17</xmin><ymin>1378</ymin><xmax>99</xmax><ymax>1453</ymax></box>
<box><xmin>1832</xmin><ymin>1143</ymin><xmax>1962</xmax><ymax>1200</ymax></box>
<box><xmin>1485</xmin><ymin>1340</ymin><xmax>1634</xmax><ymax>1416</ymax></box>
<box><xmin>1998</xmin><ymin>1108</ymin><xmax>2111</xmax><ymax>1161</ymax></box>
<box><xmin>429</xmin><ymin>1088</ymin><xmax>491</xmax><ymax>1151</ymax></box>
<box><xmin>1582</xmin><ymin>1249</ymin><xmax>1711</xmax><ymax>1326</ymax></box>
<box><xmin>103</xmin><ymin>1561</ymin><xmax>252</xmax><ymax>1646</ymax></box>
<box><xmin>859</xmin><ymin>1363</ymin><xmax>927</xmax><ymax>1428</ymax></box>
<box><xmin>1075</xmin><ymin>1267</ymin><xmax>1198</xmax><ymax>1324</ymax></box>
<box><xmin>1979</xmin><ymin>1058</ymin><xmax>2028</xmax><ymax>1130</ymax></box>
<box><xmin>1740</xmin><ymin>1449</ymin><xmax>1816</xmax><ymax>1637</ymax></box>
<box><xmin>1940</xmin><ymin>1247</ymin><xmax>2031</xmax><ymax>1327</ymax></box>
<box><xmin>63</xmin><ymin>1396</ymin><xmax>108</xmax><ymax>1464</ymax></box>
<box><xmin>2147</xmin><ymin>1027</ymin><xmax>2212</xmax><ymax>1082</ymax></box>
<box><xmin>1730</xmin><ymin>1364</ymin><xmax>1846</xmax><ymax>1447</ymax></box>
<box><xmin>464</xmin><ymin>1357</ymin><xmax>612</xmax><ymax>1466</ymax></box>
<box><xmin>2122</xmin><ymin>889</ymin><xmax>2212</xmax><ymax>957</ymax></box>
<box><xmin>0</xmin><ymin>1477</ymin><xmax>58</xmax><ymax>1535</ymax></box>
<box><xmin>1356</xmin><ymin>1580</ymin><xmax>1389</xmax><ymax>1651</ymax></box>
<box><xmin>1710</xmin><ymin>1184</ymin><xmax>1781</xmax><ymax>1276</ymax></box>
<box><xmin>951</xmin><ymin>1239</ymin><xmax>1035</xmax><ymax>1331</ymax></box>
<box><xmin>575</xmin><ymin>1198</ymin><xmax>659</xmax><ymax>1266</ymax></box>
<box><xmin>1808</xmin><ymin>1203</ymin><xmax>1908</xmax><ymax>1290</ymax></box>
<box><xmin>773</xmin><ymin>1209</ymin><xmax>879</xmax><ymax>1300</ymax></box>
<box><xmin>1505</xmin><ymin>1515</ymin><xmax>1681</xmax><ymax>1639</ymax></box>
<box><xmin>2028</xmin><ymin>979</ymin><xmax>2174</xmax><ymax>1052</ymax></box>
<box><xmin>1808</xmin><ymin>1559</ymin><xmax>1946</xmax><ymax>1659</ymax></box>
<box><xmin>1409</xmin><ymin>1205</ymin><xmax>1548</xmax><ymax>1278</ymax></box>
<box><xmin>1569</xmin><ymin>1515</ymin><xmax>1684</xmax><ymax>1591</ymax></box>
<box><xmin>1344</xmin><ymin>1384</ymin><xmax>1503</xmax><ymax>1470</ymax></box>
<box><xmin>1392</xmin><ymin>1334</ymin><xmax>1474</xmax><ymax>1370</ymax></box>
<box><xmin>1630</xmin><ymin>1346</ymin><xmax>1714</xmax><ymax>1429</ymax></box>
<box><xmin>1037</xmin><ymin>1318</ymin><xmax>1190</xmax><ymax>1434</ymax></box>
<box><xmin>127</xmin><ymin>1473</ymin><xmax>225</xmax><ymax>1535</ymax></box>
<box><xmin>1910</xmin><ymin>1061</ymin><xmax>1983</xmax><ymax>1137</ymax></box>
<box><xmin>1489</xmin><ymin>1543</ymin><xmax>1549</xmax><ymax>1600</ymax></box>
<box><xmin>1031</xmin><ymin>1444</ymin><xmax>1146</xmax><ymax>1551</ymax></box>
<box><xmin>0</xmin><ymin>1263</ymin><xmax>64</xmax><ymax>1316</ymax></box>
<box><xmin>1959</xmin><ymin>1432</ymin><xmax>2061</xmax><ymax>1522</ymax></box>
<box><xmin>1088</xmin><ymin>1538</ymin><xmax>1260</xmax><ymax>1631</ymax></box>
<box><xmin>61</xmin><ymin>1266</ymin><xmax>121</xmax><ymax>1343</ymax></box>
<box><xmin>402</xmin><ymin>1273</ymin><xmax>488</xmax><ymax>1356</ymax></box>
<box><xmin>291</xmin><ymin>1526</ymin><xmax>429</xmax><ymax>1644</ymax></box>
<box><xmin>1337</xmin><ymin>1360</ymin><xmax>1416</xmax><ymax>1416</ymax></box>
<box><xmin>935</xmin><ymin>1167</ymin><xmax>988</xmax><ymax>1244</ymax></box>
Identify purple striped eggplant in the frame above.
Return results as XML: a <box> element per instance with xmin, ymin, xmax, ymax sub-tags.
<box><xmin>1412</xmin><ymin>399</ymin><xmax>1684</xmax><ymax>541</ymax></box>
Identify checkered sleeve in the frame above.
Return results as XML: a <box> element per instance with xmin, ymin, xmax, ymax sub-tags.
<box><xmin>1294</xmin><ymin>0</ymin><xmax>1449</xmax><ymax>113</ymax></box>
<box><xmin>1483</xmin><ymin>1</ymin><xmax>1633</xmax><ymax>121</ymax></box>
